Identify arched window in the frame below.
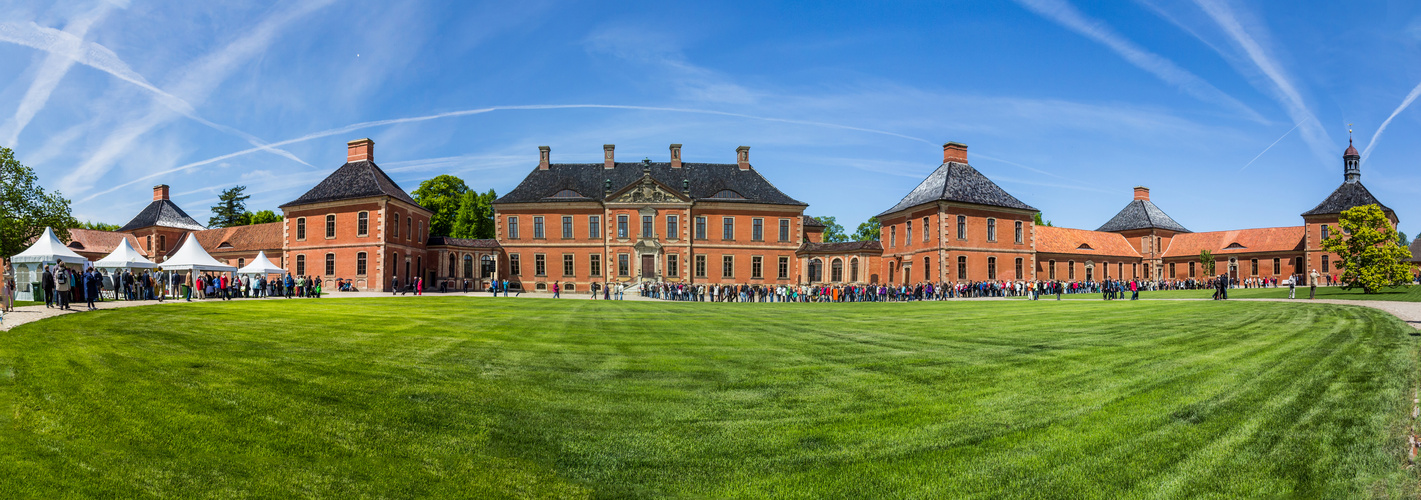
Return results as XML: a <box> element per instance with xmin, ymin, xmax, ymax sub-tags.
<box><xmin>850</xmin><ymin>258</ymin><xmax>859</xmax><ymax>282</ymax></box>
<box><xmin>482</xmin><ymin>255</ymin><xmax>493</xmax><ymax>277</ymax></box>
<box><xmin>809</xmin><ymin>258</ymin><xmax>823</xmax><ymax>282</ymax></box>
<box><xmin>464</xmin><ymin>254</ymin><xmax>474</xmax><ymax>278</ymax></box>
<box><xmin>357</xmin><ymin>252</ymin><xmax>368</xmax><ymax>275</ymax></box>
<box><xmin>888</xmin><ymin>261</ymin><xmax>895</xmax><ymax>283</ymax></box>
<box><xmin>237</xmin><ymin>258</ymin><xmax>245</xmax><ymax>269</ymax></box>
<box><xmin>448</xmin><ymin>253</ymin><xmax>456</xmax><ymax>277</ymax></box>
<box><xmin>831</xmin><ymin>259</ymin><xmax>843</xmax><ymax>282</ymax></box>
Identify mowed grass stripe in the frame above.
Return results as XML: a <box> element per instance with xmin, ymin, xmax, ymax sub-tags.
<box><xmin>0</xmin><ymin>298</ymin><xmax>1416</xmax><ymax>498</ymax></box>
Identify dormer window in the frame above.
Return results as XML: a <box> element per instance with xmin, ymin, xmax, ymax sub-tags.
<box><xmin>1224</xmin><ymin>242</ymin><xmax>1246</xmax><ymax>249</ymax></box>
<box><xmin>218</xmin><ymin>242</ymin><xmax>234</xmax><ymax>249</ymax></box>
<box><xmin>1077</xmin><ymin>243</ymin><xmax>1093</xmax><ymax>250</ymax></box>
<box><xmin>710</xmin><ymin>190</ymin><xmax>744</xmax><ymax>199</ymax></box>
<box><xmin>550</xmin><ymin>189</ymin><xmax>583</xmax><ymax>198</ymax></box>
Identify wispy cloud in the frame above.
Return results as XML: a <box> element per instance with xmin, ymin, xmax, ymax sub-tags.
<box><xmin>1191</xmin><ymin>0</ymin><xmax>1334</xmax><ymax>166</ymax></box>
<box><xmin>1</xmin><ymin>3</ymin><xmax>115</xmax><ymax>148</ymax></box>
<box><xmin>1012</xmin><ymin>0</ymin><xmax>1264</xmax><ymax>122</ymax></box>
<box><xmin>1361</xmin><ymin>80</ymin><xmax>1421</xmax><ymax>164</ymax></box>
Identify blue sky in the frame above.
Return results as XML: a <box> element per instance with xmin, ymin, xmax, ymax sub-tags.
<box><xmin>3</xmin><ymin>0</ymin><xmax>1420</xmax><ymax>238</ymax></box>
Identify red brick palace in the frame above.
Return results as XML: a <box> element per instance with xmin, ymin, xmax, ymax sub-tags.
<box><xmin>49</xmin><ymin>136</ymin><xmax>1397</xmax><ymax>291</ymax></box>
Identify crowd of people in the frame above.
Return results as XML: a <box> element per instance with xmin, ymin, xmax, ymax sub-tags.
<box><xmin>28</xmin><ymin>264</ymin><xmax>333</xmax><ymax>311</ymax></box>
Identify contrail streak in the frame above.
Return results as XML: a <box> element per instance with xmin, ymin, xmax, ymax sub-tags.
<box><xmin>1361</xmin><ymin>79</ymin><xmax>1421</xmax><ymax>164</ymax></box>
<box><xmin>1239</xmin><ymin>120</ymin><xmax>1302</xmax><ymax>172</ymax></box>
<box><xmin>81</xmin><ymin>104</ymin><xmax>941</xmax><ymax>202</ymax></box>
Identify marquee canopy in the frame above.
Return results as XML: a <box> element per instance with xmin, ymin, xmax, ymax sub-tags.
<box><xmin>93</xmin><ymin>238</ymin><xmax>157</xmax><ymax>269</ymax></box>
<box><xmin>161</xmin><ymin>233</ymin><xmax>236</xmax><ymax>272</ymax></box>
<box><xmin>237</xmin><ymin>250</ymin><xmax>285</xmax><ymax>275</ymax></box>
<box><xmin>11</xmin><ymin>227</ymin><xmax>87</xmax><ymax>265</ymax></box>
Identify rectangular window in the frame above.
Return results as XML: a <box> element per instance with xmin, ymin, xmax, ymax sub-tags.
<box><xmin>618</xmin><ymin>215</ymin><xmax>628</xmax><ymax>238</ymax></box>
<box><xmin>923</xmin><ymin>217</ymin><xmax>930</xmax><ymax>242</ymax></box>
<box><xmin>957</xmin><ymin>256</ymin><xmax>967</xmax><ymax>280</ymax></box>
<box><xmin>642</xmin><ymin>215</ymin><xmax>654</xmax><ymax>237</ymax></box>
<box><xmin>1273</xmin><ymin>258</ymin><xmax>1280</xmax><ymax>275</ymax></box>
<box><xmin>890</xmin><ymin>226</ymin><xmax>897</xmax><ymax>247</ymax></box>
<box><xmin>751</xmin><ymin>256</ymin><xmax>763</xmax><ymax>279</ymax></box>
<box><xmin>357</xmin><ymin>252</ymin><xmax>367</xmax><ymax>275</ymax></box>
<box><xmin>695</xmin><ymin>217</ymin><xmax>707</xmax><ymax>239</ymax></box>
<box><xmin>589</xmin><ymin>254</ymin><xmax>601</xmax><ymax>277</ymax></box>
<box><xmin>1250</xmin><ymin>258</ymin><xmax>1258</xmax><ymax>276</ymax></box>
<box><xmin>924</xmin><ymin>256</ymin><xmax>930</xmax><ymax>280</ymax></box>
<box><xmin>695</xmin><ymin>255</ymin><xmax>707</xmax><ymax>278</ymax></box>
<box><xmin>987</xmin><ymin>257</ymin><xmax>996</xmax><ymax>280</ymax></box>
<box><xmin>392</xmin><ymin>214</ymin><xmax>399</xmax><ymax>238</ymax></box>
<box><xmin>779</xmin><ymin>219</ymin><xmax>790</xmax><ymax>242</ymax></box>
<box><xmin>1322</xmin><ymin>255</ymin><xmax>1330</xmax><ymax>273</ymax></box>
<box><xmin>534</xmin><ymin>254</ymin><xmax>546</xmax><ymax>276</ymax></box>
<box><xmin>1169</xmin><ymin>263</ymin><xmax>1175</xmax><ymax>277</ymax></box>
<box><xmin>357</xmin><ymin>212</ymin><xmax>368</xmax><ymax>236</ymax></box>
<box><xmin>562</xmin><ymin>216</ymin><xmax>573</xmax><ymax>239</ymax></box>
<box><xmin>158</xmin><ymin>235</ymin><xmax>166</xmax><ymax>252</ymax></box>
<box><xmin>667</xmin><ymin>216</ymin><xmax>678</xmax><ymax>240</ymax></box>
<box><xmin>533</xmin><ymin>216</ymin><xmax>545</xmax><ymax>239</ymax></box>
<box><xmin>1068</xmin><ymin>261</ymin><xmax>1076</xmax><ymax>281</ymax></box>
<box><xmin>589</xmin><ymin>216</ymin><xmax>601</xmax><ymax>239</ymax></box>
<box><xmin>722</xmin><ymin>217</ymin><xmax>734</xmax><ymax>240</ymax></box>
<box><xmin>1321</xmin><ymin>224</ymin><xmax>1330</xmax><ymax>240</ymax></box>
<box><xmin>905</xmin><ymin>220</ymin><xmax>912</xmax><ymax>246</ymax></box>
<box><xmin>957</xmin><ymin>215</ymin><xmax>967</xmax><ymax>240</ymax></box>
<box><xmin>1048</xmin><ymin>260</ymin><xmax>1056</xmax><ymax>280</ymax></box>
<box><xmin>563</xmin><ymin>254</ymin><xmax>574</xmax><ymax>277</ymax></box>
<box><xmin>752</xmin><ymin>218</ymin><xmax>764</xmax><ymax>241</ymax></box>
<box><xmin>406</xmin><ymin>218</ymin><xmax>411</xmax><ymax>240</ymax></box>
<box><xmin>326</xmin><ymin>214</ymin><xmax>336</xmax><ymax>238</ymax></box>
<box><xmin>1189</xmin><ymin>261</ymin><xmax>1196</xmax><ymax>278</ymax></box>
<box><xmin>722</xmin><ymin>255</ymin><xmax>734</xmax><ymax>278</ymax></box>
<box><xmin>1015</xmin><ymin>258</ymin><xmax>1023</xmax><ymax>280</ymax></box>
<box><xmin>510</xmin><ymin>254</ymin><xmax>520</xmax><ymax>275</ymax></box>
<box><xmin>778</xmin><ymin>256</ymin><xmax>789</xmax><ymax>279</ymax></box>
<box><xmin>1015</xmin><ymin>221</ymin><xmax>1023</xmax><ymax>244</ymax></box>
<box><xmin>325</xmin><ymin>254</ymin><xmax>335</xmax><ymax>275</ymax></box>
<box><xmin>296</xmin><ymin>255</ymin><xmax>306</xmax><ymax>275</ymax></box>
<box><xmin>987</xmin><ymin>218</ymin><xmax>997</xmax><ymax>242</ymax></box>
<box><xmin>668</xmin><ymin>254</ymin><xmax>679</xmax><ymax>277</ymax></box>
<box><xmin>508</xmin><ymin>217</ymin><xmax>519</xmax><ymax>239</ymax></box>
<box><xmin>296</xmin><ymin>217</ymin><xmax>306</xmax><ymax>240</ymax></box>
<box><xmin>619</xmin><ymin>254</ymin><xmax>630</xmax><ymax>276</ymax></box>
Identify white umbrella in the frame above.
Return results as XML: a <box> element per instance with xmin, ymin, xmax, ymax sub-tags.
<box><xmin>160</xmin><ymin>233</ymin><xmax>236</xmax><ymax>272</ymax></box>
<box><xmin>237</xmin><ymin>250</ymin><xmax>285</xmax><ymax>275</ymax></box>
<box><xmin>93</xmin><ymin>238</ymin><xmax>158</xmax><ymax>269</ymax></box>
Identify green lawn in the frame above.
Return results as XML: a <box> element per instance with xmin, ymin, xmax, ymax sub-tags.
<box><xmin>2</xmin><ymin>298</ymin><xmax>1417</xmax><ymax>498</ymax></box>
<box><xmin>1054</xmin><ymin>284</ymin><xmax>1421</xmax><ymax>301</ymax></box>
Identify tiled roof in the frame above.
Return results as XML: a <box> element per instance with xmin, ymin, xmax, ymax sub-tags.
<box><xmin>65</xmin><ymin>228</ymin><xmax>147</xmax><ymax>257</ymax></box>
<box><xmin>281</xmin><ymin>160</ymin><xmax>423</xmax><ymax>209</ymax></box>
<box><xmin>1160</xmin><ymin>226</ymin><xmax>1305</xmax><ymax>258</ymax></box>
<box><xmin>117</xmin><ymin>199</ymin><xmax>206</xmax><ymax>232</ymax></box>
<box><xmin>797</xmin><ymin>240</ymin><xmax>883</xmax><ymax>254</ymax></box>
<box><xmin>427</xmin><ymin>236</ymin><xmax>501</xmax><ymax>248</ymax></box>
<box><xmin>1301</xmin><ymin>181</ymin><xmax>1395</xmax><ymax>217</ymax></box>
<box><xmin>1096</xmin><ymin>200</ymin><xmax>1191</xmax><ymax>233</ymax></box>
<box><xmin>802</xmin><ymin>215</ymin><xmax>826</xmax><ymax>228</ymax></box>
<box><xmin>878</xmin><ymin>162</ymin><xmax>1036</xmax><ymax>217</ymax></box>
<box><xmin>1409</xmin><ymin>238</ymin><xmax>1421</xmax><ymax>263</ymax></box>
<box><xmin>166</xmin><ymin>222</ymin><xmax>282</xmax><ymax>258</ymax></box>
<box><xmin>1035</xmin><ymin>226</ymin><xmax>1142</xmax><ymax>258</ymax></box>
<box><xmin>495</xmin><ymin>161</ymin><xmax>806</xmax><ymax>206</ymax></box>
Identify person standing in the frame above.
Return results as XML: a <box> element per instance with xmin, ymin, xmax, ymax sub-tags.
<box><xmin>85</xmin><ymin>269</ymin><xmax>99</xmax><ymax>310</ymax></box>
<box><xmin>1288</xmin><ymin>275</ymin><xmax>1296</xmax><ymax>299</ymax></box>
<box><xmin>1308</xmin><ymin>269</ymin><xmax>1319</xmax><ymax>299</ymax></box>
<box><xmin>42</xmin><ymin>265</ymin><xmax>55</xmax><ymax>308</ymax></box>
<box><xmin>553</xmin><ymin>281</ymin><xmax>561</xmax><ymax>298</ymax></box>
<box><xmin>391</xmin><ymin>275</ymin><xmax>399</xmax><ymax>295</ymax></box>
<box><xmin>54</xmin><ymin>266</ymin><xmax>71</xmax><ymax>310</ymax></box>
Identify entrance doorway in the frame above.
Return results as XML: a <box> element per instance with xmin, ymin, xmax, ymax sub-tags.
<box><xmin>641</xmin><ymin>255</ymin><xmax>655</xmax><ymax>278</ymax></box>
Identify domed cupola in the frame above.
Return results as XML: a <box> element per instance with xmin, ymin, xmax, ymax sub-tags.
<box><xmin>1343</xmin><ymin>137</ymin><xmax>1361</xmax><ymax>184</ymax></box>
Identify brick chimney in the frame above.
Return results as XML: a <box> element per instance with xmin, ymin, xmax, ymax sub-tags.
<box><xmin>538</xmin><ymin>146</ymin><xmax>550</xmax><ymax>170</ymax></box>
<box><xmin>153</xmin><ymin>184</ymin><xmax>170</xmax><ymax>201</ymax></box>
<box><xmin>347</xmin><ymin>138</ymin><xmax>374</xmax><ymax>163</ymax></box>
<box><xmin>1134</xmin><ymin>186</ymin><xmax>1150</xmax><ymax>201</ymax></box>
<box><xmin>943</xmin><ymin>142</ymin><xmax>968</xmax><ymax>163</ymax></box>
<box><xmin>603</xmin><ymin>144</ymin><xmax>615</xmax><ymax>169</ymax></box>
<box><xmin>736</xmin><ymin>146</ymin><xmax>750</xmax><ymax>170</ymax></box>
<box><xmin>670</xmin><ymin>143</ymin><xmax>682</xmax><ymax>168</ymax></box>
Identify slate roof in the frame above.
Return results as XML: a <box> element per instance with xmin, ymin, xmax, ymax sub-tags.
<box><xmin>1096</xmin><ymin>200</ymin><xmax>1191</xmax><ymax>233</ymax></box>
<box><xmin>1035</xmin><ymin>226</ymin><xmax>1142</xmax><ymax>258</ymax></box>
<box><xmin>426</xmin><ymin>236</ymin><xmax>501</xmax><ymax>248</ymax></box>
<box><xmin>797</xmin><ymin>240</ymin><xmax>883</xmax><ymax>254</ymax></box>
<box><xmin>1409</xmin><ymin>238</ymin><xmax>1421</xmax><ymax>263</ymax></box>
<box><xmin>1301</xmin><ymin>181</ymin><xmax>1395</xmax><ymax>217</ymax></box>
<box><xmin>802</xmin><ymin>215</ymin><xmax>826</xmax><ymax>228</ymax></box>
<box><xmin>281</xmin><ymin>160</ymin><xmax>423</xmax><ymax>209</ymax></box>
<box><xmin>118</xmin><ymin>199</ymin><xmax>206</xmax><ymax>232</ymax></box>
<box><xmin>878</xmin><ymin>162</ymin><xmax>1035</xmax><ymax>217</ymax></box>
<box><xmin>495</xmin><ymin>162</ymin><xmax>805</xmax><ymax>206</ymax></box>
<box><xmin>1160</xmin><ymin>226</ymin><xmax>1305</xmax><ymax>258</ymax></box>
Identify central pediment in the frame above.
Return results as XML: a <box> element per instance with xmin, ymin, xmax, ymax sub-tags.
<box><xmin>607</xmin><ymin>175</ymin><xmax>690</xmax><ymax>204</ymax></box>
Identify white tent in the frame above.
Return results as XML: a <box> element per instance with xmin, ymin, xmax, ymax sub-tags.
<box><xmin>237</xmin><ymin>250</ymin><xmax>285</xmax><ymax>275</ymax></box>
<box><xmin>10</xmin><ymin>227</ymin><xmax>89</xmax><ymax>300</ymax></box>
<box><xmin>161</xmin><ymin>233</ymin><xmax>236</xmax><ymax>272</ymax></box>
<box><xmin>93</xmin><ymin>238</ymin><xmax>157</xmax><ymax>269</ymax></box>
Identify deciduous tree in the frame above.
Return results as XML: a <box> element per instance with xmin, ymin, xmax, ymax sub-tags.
<box><xmin>853</xmin><ymin>217</ymin><xmax>880</xmax><ymax>242</ymax></box>
<box><xmin>79</xmin><ymin>221</ymin><xmax>121</xmax><ymax>231</ymax></box>
<box><xmin>1320</xmin><ymin>204</ymin><xmax>1412</xmax><ymax>293</ymax></box>
<box><xmin>245</xmin><ymin>210</ymin><xmax>283</xmax><ymax>225</ymax></box>
<box><xmin>1200</xmin><ymin>250</ymin><xmax>1215</xmax><ymax>277</ymax></box>
<box><xmin>814</xmin><ymin>216</ymin><xmax>849</xmax><ymax>243</ymax></box>
<box><xmin>413</xmin><ymin>175</ymin><xmax>469</xmax><ymax>237</ymax></box>
<box><xmin>0</xmin><ymin>147</ymin><xmax>79</xmax><ymax>258</ymax></box>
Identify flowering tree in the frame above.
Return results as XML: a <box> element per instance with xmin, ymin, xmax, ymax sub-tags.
<box><xmin>1320</xmin><ymin>204</ymin><xmax>1413</xmax><ymax>293</ymax></box>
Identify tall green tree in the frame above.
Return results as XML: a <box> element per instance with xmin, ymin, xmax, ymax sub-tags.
<box><xmin>474</xmin><ymin>189</ymin><xmax>497</xmax><ymax>239</ymax></box>
<box><xmin>853</xmin><ymin>216</ymin><xmax>880</xmax><ymax>242</ymax></box>
<box><xmin>814</xmin><ymin>216</ymin><xmax>849</xmax><ymax>243</ymax></box>
<box><xmin>1320</xmin><ymin>204</ymin><xmax>1413</xmax><ymax>293</ymax></box>
<box><xmin>1033</xmin><ymin>212</ymin><xmax>1053</xmax><ymax>227</ymax></box>
<box><xmin>208</xmin><ymin>185</ymin><xmax>251</xmax><ymax>228</ymax></box>
<box><xmin>1199</xmin><ymin>250</ymin><xmax>1215</xmax><ymax>277</ymax></box>
<box><xmin>412</xmin><ymin>175</ymin><xmax>469</xmax><ymax>237</ymax></box>
<box><xmin>451</xmin><ymin>190</ymin><xmax>480</xmax><ymax>239</ymax></box>
<box><xmin>79</xmin><ymin>221</ymin><xmax>121</xmax><ymax>231</ymax></box>
<box><xmin>0</xmin><ymin>147</ymin><xmax>79</xmax><ymax>258</ymax></box>
<box><xmin>1399</xmin><ymin>231</ymin><xmax>1410</xmax><ymax>248</ymax></box>
<box><xmin>244</xmin><ymin>210</ymin><xmax>284</xmax><ymax>225</ymax></box>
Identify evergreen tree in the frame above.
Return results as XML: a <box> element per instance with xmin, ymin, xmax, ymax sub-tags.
<box><xmin>0</xmin><ymin>147</ymin><xmax>79</xmax><ymax>257</ymax></box>
<box><xmin>208</xmin><ymin>185</ymin><xmax>251</xmax><ymax>228</ymax></box>
<box><xmin>1320</xmin><ymin>204</ymin><xmax>1413</xmax><ymax>293</ymax></box>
